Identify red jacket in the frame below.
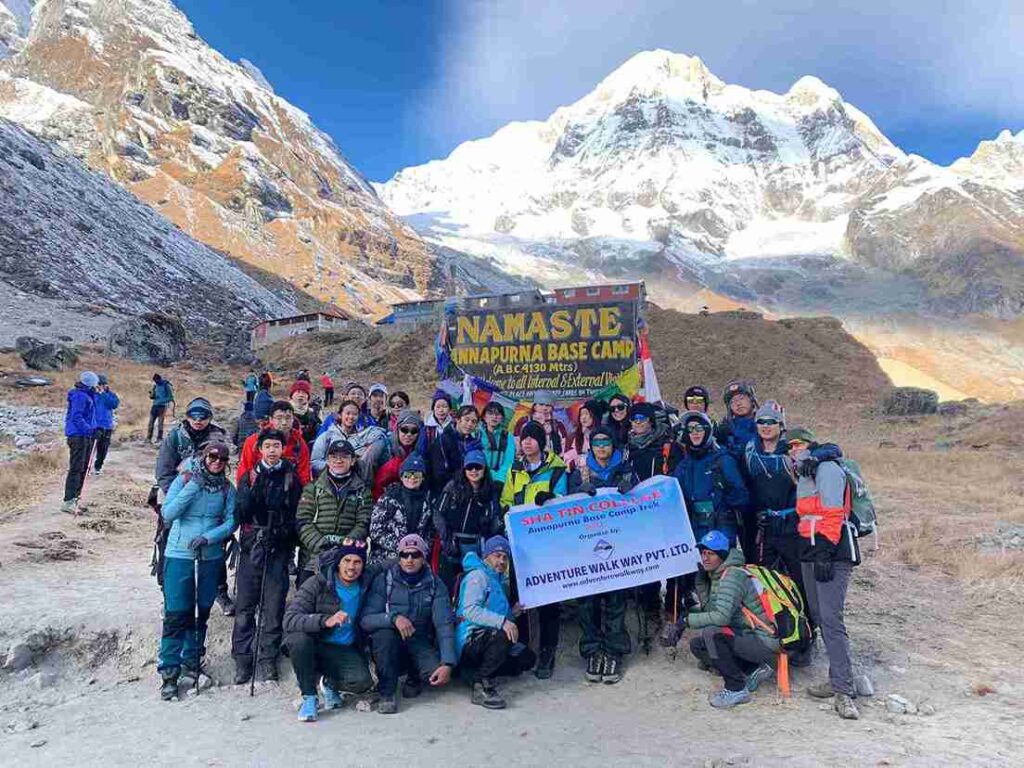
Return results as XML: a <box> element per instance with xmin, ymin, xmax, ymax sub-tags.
<box><xmin>372</xmin><ymin>444</ymin><xmax>416</xmax><ymax>500</ymax></box>
<box><xmin>237</xmin><ymin>428</ymin><xmax>312</xmax><ymax>486</ymax></box>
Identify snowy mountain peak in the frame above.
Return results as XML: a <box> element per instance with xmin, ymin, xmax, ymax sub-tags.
<box><xmin>592</xmin><ymin>49</ymin><xmax>725</xmax><ymax>104</ymax></box>
<box><xmin>238</xmin><ymin>57</ymin><xmax>273</xmax><ymax>93</ymax></box>
<box><xmin>786</xmin><ymin>75</ymin><xmax>841</xmax><ymax>106</ymax></box>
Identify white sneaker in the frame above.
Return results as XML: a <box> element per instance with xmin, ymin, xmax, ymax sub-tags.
<box><xmin>60</xmin><ymin>499</ymin><xmax>78</xmax><ymax>514</ymax></box>
<box><xmin>93</xmin><ymin>468</ymin><xmax>103</xmax><ymax>476</ymax></box>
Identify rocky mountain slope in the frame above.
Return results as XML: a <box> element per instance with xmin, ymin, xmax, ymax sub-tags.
<box><xmin>0</xmin><ymin>117</ymin><xmax>299</xmax><ymax>357</ymax></box>
<box><xmin>381</xmin><ymin>50</ymin><xmax>1024</xmax><ymax>323</ymax></box>
<box><xmin>0</xmin><ymin>0</ymin><xmax>435</xmax><ymax>318</ymax></box>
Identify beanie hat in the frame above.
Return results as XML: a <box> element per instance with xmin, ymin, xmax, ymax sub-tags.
<box><xmin>786</xmin><ymin>426</ymin><xmax>816</xmax><ymax>444</ymax></box>
<box><xmin>723</xmin><ymin>379</ymin><xmax>757</xmax><ymax>406</ymax></box>
<box><xmin>520</xmin><ymin>420</ymin><xmax>547</xmax><ymax>452</ymax></box>
<box><xmin>590</xmin><ymin>425</ymin><xmax>615</xmax><ymax>443</ymax></box>
<box><xmin>398</xmin><ymin>534</ymin><xmax>428</xmax><ymax>557</ymax></box>
<box><xmin>629</xmin><ymin>402</ymin><xmax>657</xmax><ymax>421</ymax></box>
<box><xmin>400</xmin><ymin>453</ymin><xmax>426</xmax><ymax>474</ymax></box>
<box><xmin>755</xmin><ymin>400</ymin><xmax>786</xmax><ymax>426</ymax></box>
<box><xmin>697</xmin><ymin>530</ymin><xmax>730</xmax><ymax>559</ymax></box>
<box><xmin>395</xmin><ymin>408</ymin><xmax>422</xmax><ymax>430</ymax></box>
<box><xmin>290</xmin><ymin>380</ymin><xmax>312</xmax><ymax>397</ymax></box>
<box><xmin>431</xmin><ymin>389</ymin><xmax>452</xmax><ymax>407</ymax></box>
<box><xmin>482</xmin><ymin>535</ymin><xmax>511</xmax><ymax>558</ymax></box>
<box><xmin>464</xmin><ymin>449</ymin><xmax>486</xmax><ymax>468</ymax></box>
<box><xmin>202</xmin><ymin>441</ymin><xmax>230</xmax><ymax>461</ymax></box>
<box><xmin>79</xmin><ymin>371</ymin><xmax>99</xmax><ymax>388</ymax></box>
<box><xmin>337</xmin><ymin>539</ymin><xmax>367</xmax><ymax>564</ymax></box>
<box><xmin>186</xmin><ymin>397</ymin><xmax>214</xmax><ymax>419</ymax></box>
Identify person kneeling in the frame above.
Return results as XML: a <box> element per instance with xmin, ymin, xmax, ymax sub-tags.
<box><xmin>454</xmin><ymin>536</ymin><xmax>535</xmax><ymax>709</ymax></box>
<box><xmin>360</xmin><ymin>534</ymin><xmax>455</xmax><ymax>714</ymax></box>
<box><xmin>686</xmin><ymin>531</ymin><xmax>779</xmax><ymax>709</ymax></box>
<box><xmin>283</xmin><ymin>541</ymin><xmax>375</xmax><ymax>722</ymax></box>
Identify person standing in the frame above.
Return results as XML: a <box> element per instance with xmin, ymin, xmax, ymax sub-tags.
<box><xmin>360</xmin><ymin>534</ymin><xmax>456</xmax><ymax>714</ymax></box>
<box><xmin>232</xmin><ymin>429</ymin><xmax>303</xmax><ymax>684</ymax></box>
<box><xmin>479</xmin><ymin>402</ymin><xmax>516</xmax><ymax>491</ymax></box>
<box><xmin>436</xmin><ymin>450</ymin><xmax>504</xmax><ymax>591</ymax></box>
<box><xmin>289</xmin><ymin>381</ymin><xmax>322</xmax><ymax>448</ymax></box>
<box><xmin>372</xmin><ymin>409</ymin><xmax>422</xmax><ymax>500</ymax></box>
<box><xmin>367</xmin><ymin>454</ymin><xmax>437</xmax><ymax>565</ymax></box>
<box><xmin>147</xmin><ymin>373</ymin><xmax>175</xmax><ymax>444</ymax></box>
<box><xmin>427</xmin><ymin>405</ymin><xmax>482</xmax><ymax>495</ymax></box>
<box><xmin>254</xmin><ymin>373</ymin><xmax>274</xmax><ymax>423</ymax></box>
<box><xmin>243</xmin><ymin>372</ymin><xmax>258</xmax><ymax>406</ymax></box>
<box><xmin>157</xmin><ymin>442</ymin><xmax>237</xmax><ymax>700</ymax></box>
<box><xmin>569</xmin><ymin>426</ymin><xmax>633</xmax><ymax>683</ymax></box>
<box><xmin>91</xmin><ymin>374</ymin><xmax>120</xmax><ymax>476</ymax></box>
<box><xmin>236</xmin><ymin>400</ymin><xmax>312</xmax><ymax>485</ymax></box>
<box><xmin>387</xmin><ymin>391</ymin><xmax>411</xmax><ymax>431</ymax></box>
<box><xmin>321</xmin><ymin>372</ymin><xmax>335</xmax><ymax>407</ymax></box>
<box><xmin>62</xmin><ymin>371</ymin><xmax>98</xmax><ymax>514</ymax></box>
<box><xmin>366</xmin><ymin>384</ymin><xmax>390</xmax><ymax>429</ymax></box>
<box><xmin>790</xmin><ymin>427</ymin><xmax>861</xmax><ymax>720</ymax></box>
<box><xmin>604</xmin><ymin>393</ymin><xmax>632</xmax><ymax>449</ymax></box>
<box><xmin>232</xmin><ymin>401</ymin><xmax>259</xmax><ymax>449</ymax></box>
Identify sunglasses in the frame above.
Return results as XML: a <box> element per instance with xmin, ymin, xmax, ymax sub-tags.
<box><xmin>399</xmin><ymin>551</ymin><xmax>424</xmax><ymax>560</ymax></box>
<box><xmin>465</xmin><ymin>464</ymin><xmax>485</xmax><ymax>472</ymax></box>
<box><xmin>399</xmin><ymin>427</ymin><xmax>420</xmax><ymax>435</ymax></box>
<box><xmin>389</xmin><ymin>401</ymin><xmax>406</xmax><ymax>409</ymax></box>
<box><xmin>610</xmin><ymin>404</ymin><xmax>628</xmax><ymax>412</ymax></box>
<box><xmin>756</xmin><ymin>418</ymin><xmax>780</xmax><ymax>426</ymax></box>
<box><xmin>206</xmin><ymin>455</ymin><xmax>228</xmax><ymax>463</ymax></box>
<box><xmin>401</xmin><ymin>471</ymin><xmax>424</xmax><ymax>480</ymax></box>
<box><xmin>630</xmin><ymin>414</ymin><xmax>649</xmax><ymax>422</ymax></box>
<box><xmin>686</xmin><ymin>424</ymin><xmax>707</xmax><ymax>433</ymax></box>
<box><xmin>685</xmin><ymin>397</ymin><xmax>706</xmax><ymax>405</ymax></box>
<box><xmin>591</xmin><ymin>438</ymin><xmax>614</xmax><ymax>447</ymax></box>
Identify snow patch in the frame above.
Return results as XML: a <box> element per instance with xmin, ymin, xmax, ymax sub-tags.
<box><xmin>724</xmin><ymin>217</ymin><xmax>849</xmax><ymax>260</ymax></box>
<box><xmin>238</xmin><ymin>58</ymin><xmax>273</xmax><ymax>92</ymax></box>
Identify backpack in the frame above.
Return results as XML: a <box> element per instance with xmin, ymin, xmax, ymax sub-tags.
<box><xmin>729</xmin><ymin>564</ymin><xmax>811</xmax><ymax>652</ymax></box>
<box><xmin>839</xmin><ymin>458</ymin><xmax>878</xmax><ymax>541</ymax></box>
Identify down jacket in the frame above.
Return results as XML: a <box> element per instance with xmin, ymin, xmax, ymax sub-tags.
<box><xmin>686</xmin><ymin>547</ymin><xmax>778</xmax><ymax>652</ymax></box>
<box><xmin>160</xmin><ymin>460</ymin><xmax>237</xmax><ymax>561</ymax></box>
<box><xmin>367</xmin><ymin>484</ymin><xmax>438</xmax><ymax>564</ymax></box>
<box><xmin>295</xmin><ymin>471</ymin><xmax>373</xmax><ymax>562</ymax></box>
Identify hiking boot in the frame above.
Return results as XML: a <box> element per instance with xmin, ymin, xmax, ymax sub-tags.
<box><xmin>93</xmin><ymin>468</ymin><xmax>103</xmax><ymax>476</ymax></box>
<box><xmin>602</xmin><ymin>654</ymin><xmax>623</xmax><ymax>685</ymax></box>
<box><xmin>234</xmin><ymin>657</ymin><xmax>253</xmax><ymax>686</ymax></box>
<box><xmin>401</xmin><ymin>677</ymin><xmax>422</xmax><ymax>699</ymax></box>
<box><xmin>745</xmin><ymin>663</ymin><xmax>775</xmax><ymax>693</ymax></box>
<box><xmin>377</xmin><ymin>696</ymin><xmax>398</xmax><ymax>715</ymax></box>
<box><xmin>297</xmin><ymin>695</ymin><xmax>318</xmax><ymax>722</ymax></box>
<box><xmin>471</xmin><ymin>680</ymin><xmax>506</xmax><ymax>710</ymax></box>
<box><xmin>216</xmin><ymin>590</ymin><xmax>235</xmax><ymax>617</ymax></box>
<box><xmin>179</xmin><ymin>663</ymin><xmax>212</xmax><ymax>690</ymax></box>
<box><xmin>697</xmin><ymin>659</ymin><xmax>714</xmax><ymax>673</ymax></box>
<box><xmin>160</xmin><ymin>668</ymin><xmax>179</xmax><ymax>701</ymax></box>
<box><xmin>834</xmin><ymin>693</ymin><xmax>860</xmax><ymax>720</ymax></box>
<box><xmin>585</xmin><ymin>654</ymin><xmax>604</xmax><ymax>683</ymax></box>
<box><xmin>806</xmin><ymin>681</ymin><xmax>836</xmax><ymax>699</ymax></box>
<box><xmin>709</xmin><ymin>688</ymin><xmax>752</xmax><ymax>709</ymax></box>
<box><xmin>321</xmin><ymin>680</ymin><xmax>343</xmax><ymax>710</ymax></box>
<box><xmin>258</xmin><ymin>659</ymin><xmax>278</xmax><ymax>682</ymax></box>
<box><xmin>60</xmin><ymin>499</ymin><xmax>77</xmax><ymax>515</ymax></box>
<box><xmin>659</xmin><ymin>619</ymin><xmax>684</xmax><ymax>648</ymax></box>
<box><xmin>535</xmin><ymin>646</ymin><xmax>556</xmax><ymax>679</ymax></box>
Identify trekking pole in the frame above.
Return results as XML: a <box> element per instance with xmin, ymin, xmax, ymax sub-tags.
<box><xmin>249</xmin><ymin>529</ymin><xmax>271</xmax><ymax>698</ymax></box>
<box><xmin>76</xmin><ymin>438</ymin><xmax>99</xmax><ymax>517</ymax></box>
<box><xmin>193</xmin><ymin>554</ymin><xmax>201</xmax><ymax>697</ymax></box>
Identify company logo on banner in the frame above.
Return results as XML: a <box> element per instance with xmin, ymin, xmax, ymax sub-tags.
<box><xmin>447</xmin><ymin>302</ymin><xmax>638</xmax><ymax>401</ymax></box>
<box><xmin>505</xmin><ymin>476</ymin><xmax>699</xmax><ymax>608</ymax></box>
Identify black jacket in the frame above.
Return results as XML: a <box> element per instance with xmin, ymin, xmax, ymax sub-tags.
<box><xmin>283</xmin><ymin>554</ymin><xmax>383</xmax><ymax>638</ymax></box>
<box><xmin>235</xmin><ymin>460</ymin><xmax>303</xmax><ymax>547</ymax></box>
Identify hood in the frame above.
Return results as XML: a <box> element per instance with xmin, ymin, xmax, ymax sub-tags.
<box><xmin>682</xmin><ymin>411</ymin><xmax>716</xmax><ymax>454</ymax></box>
<box><xmin>461</xmin><ymin>550</ymin><xmax>496</xmax><ymax>576</ymax></box>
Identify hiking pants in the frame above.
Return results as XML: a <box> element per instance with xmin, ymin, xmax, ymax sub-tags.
<box><xmin>231</xmin><ymin>537</ymin><xmax>290</xmax><ymax>663</ymax></box>
<box><xmin>369</xmin><ymin>628</ymin><xmax>441</xmax><ymax>696</ymax></box>
<box><xmin>324</xmin><ymin>387</ymin><xmax>334</xmax><ymax>406</ymax></box>
<box><xmin>739</xmin><ymin>508</ymin><xmax>759</xmax><ymax>567</ymax></box>
<box><xmin>579</xmin><ymin>589</ymin><xmax>631</xmax><ymax>658</ymax></box>
<box><xmin>63</xmin><ymin>435</ymin><xmax>93</xmax><ymax>502</ymax></box>
<box><xmin>286</xmin><ymin>633</ymin><xmax>372</xmax><ymax>697</ymax></box>
<box><xmin>689</xmin><ymin>627</ymin><xmax>776</xmax><ymax>692</ymax></box>
<box><xmin>92</xmin><ymin>428</ymin><xmax>113</xmax><ymax>472</ymax></box>
<box><xmin>147</xmin><ymin>405</ymin><xmax>167</xmax><ymax>442</ymax></box>
<box><xmin>801</xmin><ymin>560</ymin><xmax>855</xmax><ymax>696</ymax></box>
<box><xmin>537</xmin><ymin>603</ymin><xmax>560</xmax><ymax>651</ymax></box>
<box><xmin>245</xmin><ymin>390</ymin><xmax>255</xmax><ymax>405</ymax></box>
<box><xmin>159</xmin><ymin>556</ymin><xmax>220</xmax><ymax>672</ymax></box>
<box><xmin>460</xmin><ymin>629</ymin><xmax>536</xmax><ymax>682</ymax></box>
<box><xmin>759</xmin><ymin>520</ymin><xmax>811</xmax><ymax>627</ymax></box>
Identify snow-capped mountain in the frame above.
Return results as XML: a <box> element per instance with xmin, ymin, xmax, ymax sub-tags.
<box><xmin>0</xmin><ymin>118</ymin><xmax>299</xmax><ymax>357</ymax></box>
<box><xmin>381</xmin><ymin>50</ymin><xmax>1024</xmax><ymax>320</ymax></box>
<box><xmin>0</xmin><ymin>0</ymin><xmax>434</xmax><ymax>318</ymax></box>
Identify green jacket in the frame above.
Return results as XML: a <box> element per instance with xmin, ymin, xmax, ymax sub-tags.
<box><xmin>296</xmin><ymin>471</ymin><xmax>373</xmax><ymax>561</ymax></box>
<box><xmin>687</xmin><ymin>548</ymin><xmax>778</xmax><ymax>650</ymax></box>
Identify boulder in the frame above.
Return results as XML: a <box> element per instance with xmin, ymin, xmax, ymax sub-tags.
<box><xmin>938</xmin><ymin>401</ymin><xmax>970</xmax><ymax>417</ymax></box>
<box><xmin>15</xmin><ymin>337</ymin><xmax>79</xmax><ymax>371</ymax></box>
<box><xmin>107</xmin><ymin>313</ymin><xmax>187</xmax><ymax>364</ymax></box>
<box><xmin>882</xmin><ymin>387</ymin><xmax>939</xmax><ymax>416</ymax></box>
<box><xmin>3</xmin><ymin>642</ymin><xmax>33</xmax><ymax>672</ymax></box>
<box><xmin>14</xmin><ymin>376</ymin><xmax>53</xmax><ymax>388</ymax></box>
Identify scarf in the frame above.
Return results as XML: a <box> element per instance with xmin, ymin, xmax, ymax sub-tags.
<box><xmin>196</xmin><ymin>462</ymin><xmax>228</xmax><ymax>493</ymax></box>
<box><xmin>327</xmin><ymin>470</ymin><xmax>353</xmax><ymax>498</ymax></box>
<box><xmin>399</xmin><ymin>566</ymin><xmax>426</xmax><ymax>585</ymax></box>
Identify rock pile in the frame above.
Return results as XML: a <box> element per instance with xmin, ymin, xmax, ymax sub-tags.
<box><xmin>882</xmin><ymin>387</ymin><xmax>939</xmax><ymax>415</ymax></box>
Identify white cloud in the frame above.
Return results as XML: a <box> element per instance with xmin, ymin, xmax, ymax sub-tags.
<box><xmin>406</xmin><ymin>0</ymin><xmax>1023</xmax><ymax>166</ymax></box>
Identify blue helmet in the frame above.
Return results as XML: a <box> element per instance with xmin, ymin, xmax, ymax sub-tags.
<box><xmin>697</xmin><ymin>530</ymin><xmax>731</xmax><ymax>556</ymax></box>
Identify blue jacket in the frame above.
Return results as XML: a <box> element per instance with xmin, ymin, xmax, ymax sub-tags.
<box><xmin>160</xmin><ymin>460</ymin><xmax>237</xmax><ymax>561</ymax></box>
<box><xmin>253</xmin><ymin>389</ymin><xmax>274</xmax><ymax>419</ymax></box>
<box><xmin>672</xmin><ymin>442</ymin><xmax>750</xmax><ymax>540</ymax></box>
<box><xmin>243</xmin><ymin>374</ymin><xmax>258</xmax><ymax>393</ymax></box>
<box><xmin>716</xmin><ymin>415</ymin><xmax>758</xmax><ymax>459</ymax></box>
<box><xmin>93</xmin><ymin>390</ymin><xmax>120</xmax><ymax>430</ymax></box>
<box><xmin>151</xmin><ymin>379</ymin><xmax>174</xmax><ymax>408</ymax></box>
<box><xmin>64</xmin><ymin>383</ymin><xmax>96</xmax><ymax>438</ymax></box>
<box><xmin>455</xmin><ymin>551</ymin><xmax>512</xmax><ymax>657</ymax></box>
<box><xmin>480</xmin><ymin>428</ymin><xmax>516</xmax><ymax>485</ymax></box>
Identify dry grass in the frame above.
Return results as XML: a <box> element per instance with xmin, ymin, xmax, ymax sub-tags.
<box><xmin>0</xmin><ymin>448</ymin><xmax>65</xmax><ymax>515</ymax></box>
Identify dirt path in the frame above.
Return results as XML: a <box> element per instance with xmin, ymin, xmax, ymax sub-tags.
<box><xmin>1</xmin><ymin>440</ymin><xmax>1022</xmax><ymax>767</ymax></box>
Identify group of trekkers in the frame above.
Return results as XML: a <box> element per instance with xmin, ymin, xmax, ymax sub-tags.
<box><xmin>65</xmin><ymin>366</ymin><xmax>865</xmax><ymax>722</ymax></box>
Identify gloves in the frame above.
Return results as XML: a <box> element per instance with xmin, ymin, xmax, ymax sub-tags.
<box><xmin>188</xmin><ymin>536</ymin><xmax>208</xmax><ymax>552</ymax></box>
<box><xmin>798</xmin><ymin>456</ymin><xmax>820</xmax><ymax>479</ymax></box>
<box><xmin>578</xmin><ymin>482</ymin><xmax>597</xmax><ymax>497</ymax></box>
<box><xmin>617</xmin><ymin>477</ymin><xmax>634</xmax><ymax>495</ymax></box>
<box><xmin>813</xmin><ymin>559</ymin><xmax>834</xmax><ymax>583</ymax></box>
<box><xmin>534</xmin><ymin>491</ymin><xmax>555</xmax><ymax>506</ymax></box>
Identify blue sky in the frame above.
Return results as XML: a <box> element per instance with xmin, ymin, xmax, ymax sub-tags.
<box><xmin>176</xmin><ymin>0</ymin><xmax>1023</xmax><ymax>182</ymax></box>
